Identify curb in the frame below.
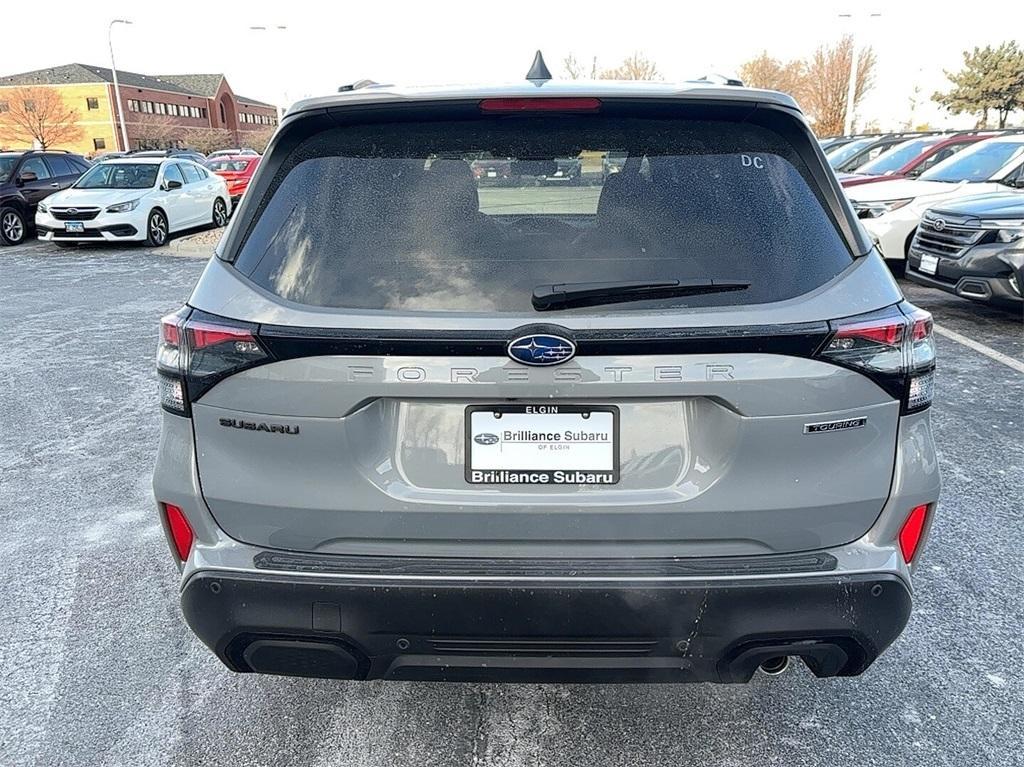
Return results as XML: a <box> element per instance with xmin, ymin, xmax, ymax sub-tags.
<box><xmin>166</xmin><ymin>232</ymin><xmax>219</xmax><ymax>258</ymax></box>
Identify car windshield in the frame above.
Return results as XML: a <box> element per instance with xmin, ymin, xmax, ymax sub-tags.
<box><xmin>921</xmin><ymin>141</ymin><xmax>1024</xmax><ymax>183</ymax></box>
<box><xmin>825</xmin><ymin>137</ymin><xmax>876</xmax><ymax>167</ymax></box>
<box><xmin>0</xmin><ymin>156</ymin><xmax>19</xmax><ymax>183</ymax></box>
<box><xmin>854</xmin><ymin>137</ymin><xmax>943</xmax><ymax>175</ymax></box>
<box><xmin>233</xmin><ymin>115</ymin><xmax>854</xmax><ymax>313</ymax></box>
<box><xmin>208</xmin><ymin>159</ymin><xmax>251</xmax><ymax>172</ymax></box>
<box><xmin>75</xmin><ymin>163</ymin><xmax>160</xmax><ymax>189</ymax></box>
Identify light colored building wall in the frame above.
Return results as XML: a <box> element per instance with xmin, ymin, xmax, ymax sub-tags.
<box><xmin>0</xmin><ymin>82</ymin><xmax>117</xmax><ymax>155</ymax></box>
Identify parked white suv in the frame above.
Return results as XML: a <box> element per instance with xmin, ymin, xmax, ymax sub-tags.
<box><xmin>847</xmin><ymin>136</ymin><xmax>1024</xmax><ymax>261</ymax></box>
<box><xmin>36</xmin><ymin>157</ymin><xmax>230</xmax><ymax>246</ymax></box>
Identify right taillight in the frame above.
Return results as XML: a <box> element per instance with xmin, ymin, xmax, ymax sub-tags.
<box><xmin>157</xmin><ymin>308</ymin><xmax>270</xmax><ymax>416</ymax></box>
<box><xmin>818</xmin><ymin>303</ymin><xmax>935</xmax><ymax>413</ymax></box>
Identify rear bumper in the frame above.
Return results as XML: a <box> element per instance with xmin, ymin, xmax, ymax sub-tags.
<box><xmin>181</xmin><ymin>568</ymin><xmax>912</xmax><ymax>683</ymax></box>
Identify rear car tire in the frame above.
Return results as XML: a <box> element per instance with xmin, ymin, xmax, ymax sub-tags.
<box><xmin>212</xmin><ymin>198</ymin><xmax>228</xmax><ymax>228</ymax></box>
<box><xmin>0</xmin><ymin>207</ymin><xmax>27</xmax><ymax>246</ymax></box>
<box><xmin>145</xmin><ymin>209</ymin><xmax>169</xmax><ymax>247</ymax></box>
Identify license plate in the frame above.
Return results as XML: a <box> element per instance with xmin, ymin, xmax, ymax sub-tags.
<box><xmin>487</xmin><ymin>171</ymin><xmax>497</xmax><ymax>178</ymax></box>
<box><xmin>64</xmin><ymin>222</ymin><xmax>85</xmax><ymax>233</ymax></box>
<box><xmin>465</xmin><ymin>405</ymin><xmax>619</xmax><ymax>485</ymax></box>
<box><xmin>919</xmin><ymin>254</ymin><xmax>938</xmax><ymax>275</ymax></box>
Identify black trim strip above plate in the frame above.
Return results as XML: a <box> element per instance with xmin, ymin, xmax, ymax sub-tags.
<box><xmin>253</xmin><ymin>551</ymin><xmax>839</xmax><ymax>578</ymax></box>
<box><xmin>255</xmin><ymin>321</ymin><xmax>832</xmax><ymax>360</ymax></box>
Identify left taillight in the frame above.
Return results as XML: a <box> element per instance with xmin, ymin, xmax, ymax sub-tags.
<box><xmin>161</xmin><ymin>502</ymin><xmax>194</xmax><ymax>561</ymax></box>
<box><xmin>817</xmin><ymin>302</ymin><xmax>936</xmax><ymax>414</ymax></box>
<box><xmin>157</xmin><ymin>307</ymin><xmax>269</xmax><ymax>416</ymax></box>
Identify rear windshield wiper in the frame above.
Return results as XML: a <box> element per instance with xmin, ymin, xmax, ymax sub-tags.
<box><xmin>532</xmin><ymin>279</ymin><xmax>751</xmax><ymax>311</ymax></box>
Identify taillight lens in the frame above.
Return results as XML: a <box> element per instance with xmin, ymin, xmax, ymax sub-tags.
<box><xmin>156</xmin><ymin>308</ymin><xmax>269</xmax><ymax>415</ymax></box>
<box><xmin>162</xmin><ymin>503</ymin><xmax>194</xmax><ymax>561</ymax></box>
<box><xmin>899</xmin><ymin>504</ymin><xmax>930</xmax><ymax>563</ymax></box>
<box><xmin>818</xmin><ymin>303</ymin><xmax>935</xmax><ymax>413</ymax></box>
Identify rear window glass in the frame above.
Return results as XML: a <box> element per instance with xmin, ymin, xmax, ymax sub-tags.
<box><xmin>232</xmin><ymin>116</ymin><xmax>852</xmax><ymax>313</ymax></box>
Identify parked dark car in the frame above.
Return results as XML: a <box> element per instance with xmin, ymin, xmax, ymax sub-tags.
<box><xmin>539</xmin><ymin>156</ymin><xmax>583</xmax><ymax>184</ymax></box>
<box><xmin>0</xmin><ymin>150</ymin><xmax>90</xmax><ymax>245</ymax></box>
<box><xmin>906</xmin><ymin>191</ymin><xmax>1024</xmax><ymax>308</ymax></box>
<box><xmin>470</xmin><ymin>157</ymin><xmax>514</xmax><ymax>186</ymax></box>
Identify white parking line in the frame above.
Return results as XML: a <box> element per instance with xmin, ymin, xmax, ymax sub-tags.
<box><xmin>933</xmin><ymin>323</ymin><xmax>1024</xmax><ymax>375</ymax></box>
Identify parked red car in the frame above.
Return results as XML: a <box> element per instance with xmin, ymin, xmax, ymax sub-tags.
<box><xmin>839</xmin><ymin>133</ymin><xmax>996</xmax><ymax>188</ymax></box>
<box><xmin>205</xmin><ymin>155</ymin><xmax>261</xmax><ymax>203</ymax></box>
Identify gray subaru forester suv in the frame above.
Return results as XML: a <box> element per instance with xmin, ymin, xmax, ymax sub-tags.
<box><xmin>153</xmin><ymin>74</ymin><xmax>940</xmax><ymax>683</ymax></box>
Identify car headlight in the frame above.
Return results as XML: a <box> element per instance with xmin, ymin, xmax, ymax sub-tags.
<box><xmin>38</xmin><ymin>201</ymin><xmax>49</xmax><ymax>213</ymax></box>
<box><xmin>105</xmin><ymin>199</ymin><xmax>141</xmax><ymax>213</ymax></box>
<box><xmin>996</xmin><ymin>228</ymin><xmax>1024</xmax><ymax>243</ymax></box>
<box><xmin>852</xmin><ymin>198</ymin><xmax>914</xmax><ymax>219</ymax></box>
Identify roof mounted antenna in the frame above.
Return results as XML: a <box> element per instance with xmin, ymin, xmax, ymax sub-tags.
<box><xmin>526</xmin><ymin>50</ymin><xmax>552</xmax><ymax>83</ymax></box>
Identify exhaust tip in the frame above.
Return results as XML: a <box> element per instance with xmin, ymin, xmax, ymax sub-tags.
<box><xmin>759</xmin><ymin>656</ymin><xmax>790</xmax><ymax>676</ymax></box>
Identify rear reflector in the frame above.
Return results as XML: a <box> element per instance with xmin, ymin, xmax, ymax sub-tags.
<box><xmin>479</xmin><ymin>97</ymin><xmax>602</xmax><ymax>113</ymax></box>
<box><xmin>898</xmin><ymin>504</ymin><xmax>930</xmax><ymax>563</ymax></box>
<box><xmin>162</xmin><ymin>503</ymin><xmax>194</xmax><ymax>561</ymax></box>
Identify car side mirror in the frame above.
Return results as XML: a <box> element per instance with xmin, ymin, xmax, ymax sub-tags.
<box><xmin>998</xmin><ymin>176</ymin><xmax>1024</xmax><ymax>190</ymax></box>
<box><xmin>165</xmin><ymin>179</ymin><xmax>183</xmax><ymax>190</ymax></box>
<box><xmin>17</xmin><ymin>170</ymin><xmax>38</xmax><ymax>184</ymax></box>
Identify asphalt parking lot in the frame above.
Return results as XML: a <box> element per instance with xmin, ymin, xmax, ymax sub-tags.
<box><xmin>0</xmin><ymin>240</ymin><xmax>1021</xmax><ymax>767</ymax></box>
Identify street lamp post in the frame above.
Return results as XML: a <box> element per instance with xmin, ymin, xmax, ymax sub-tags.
<box><xmin>108</xmin><ymin>19</ymin><xmax>133</xmax><ymax>152</ymax></box>
<box><xmin>839</xmin><ymin>12</ymin><xmax>881</xmax><ymax>135</ymax></box>
<box><xmin>249</xmin><ymin>25</ymin><xmax>289</xmax><ymax>123</ymax></box>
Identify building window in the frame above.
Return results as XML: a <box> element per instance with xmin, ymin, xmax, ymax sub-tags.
<box><xmin>127</xmin><ymin>99</ymin><xmax>139</xmax><ymax>112</ymax></box>
<box><xmin>219</xmin><ymin>102</ymin><xmax>226</xmax><ymax>125</ymax></box>
<box><xmin>93</xmin><ymin>138</ymin><xmax>106</xmax><ymax>150</ymax></box>
<box><xmin>168</xmin><ymin>104</ymin><xmax>178</xmax><ymax>116</ymax></box>
<box><xmin>155</xmin><ymin>102</ymin><xmax>167</xmax><ymax>115</ymax></box>
<box><xmin>24</xmin><ymin>100</ymin><xmax>35</xmax><ymax>112</ymax></box>
<box><xmin>200</xmin><ymin>107</ymin><xmax>207</xmax><ymax>118</ymax></box>
<box><xmin>86</xmin><ymin>97</ymin><xmax>100</xmax><ymax>110</ymax></box>
<box><xmin>0</xmin><ymin>101</ymin><xmax>8</xmax><ymax>113</ymax></box>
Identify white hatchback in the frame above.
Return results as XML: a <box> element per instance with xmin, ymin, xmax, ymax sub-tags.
<box><xmin>36</xmin><ymin>157</ymin><xmax>230</xmax><ymax>246</ymax></box>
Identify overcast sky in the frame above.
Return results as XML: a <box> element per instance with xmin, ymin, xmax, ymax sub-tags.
<box><xmin>1</xmin><ymin>0</ymin><xmax>1016</xmax><ymax>129</ymax></box>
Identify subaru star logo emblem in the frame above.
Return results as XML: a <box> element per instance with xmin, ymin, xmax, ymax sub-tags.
<box><xmin>507</xmin><ymin>334</ymin><xmax>576</xmax><ymax>366</ymax></box>
<box><xmin>474</xmin><ymin>433</ymin><xmax>500</xmax><ymax>445</ymax></box>
<box><xmin>933</xmin><ymin>218</ymin><xmax>945</xmax><ymax>231</ymax></box>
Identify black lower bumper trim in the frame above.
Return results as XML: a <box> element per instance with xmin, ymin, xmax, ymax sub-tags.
<box><xmin>181</xmin><ymin>570</ymin><xmax>911</xmax><ymax>683</ymax></box>
<box><xmin>253</xmin><ymin>550</ymin><xmax>838</xmax><ymax>578</ymax></box>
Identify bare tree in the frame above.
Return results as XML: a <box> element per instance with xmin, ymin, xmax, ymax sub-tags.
<box><xmin>801</xmin><ymin>36</ymin><xmax>876</xmax><ymax>136</ymax></box>
<box><xmin>182</xmin><ymin>128</ymin><xmax>234</xmax><ymax>154</ymax></box>
<box><xmin>0</xmin><ymin>86</ymin><xmax>83</xmax><ymax>149</ymax></box>
<box><xmin>600</xmin><ymin>52</ymin><xmax>661</xmax><ymax>81</ymax></box>
<box><xmin>244</xmin><ymin>127</ymin><xmax>275</xmax><ymax>154</ymax></box>
<box><xmin>129</xmin><ymin>114</ymin><xmax>182</xmax><ymax>150</ymax></box>
<box><xmin>563</xmin><ymin>54</ymin><xmax>597</xmax><ymax>80</ymax></box>
<box><xmin>562</xmin><ymin>52</ymin><xmax>661</xmax><ymax>81</ymax></box>
<box><xmin>739</xmin><ymin>51</ymin><xmax>808</xmax><ymax>101</ymax></box>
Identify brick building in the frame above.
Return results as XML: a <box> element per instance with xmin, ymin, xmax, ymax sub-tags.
<box><xmin>0</xmin><ymin>63</ymin><xmax>278</xmax><ymax>155</ymax></box>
